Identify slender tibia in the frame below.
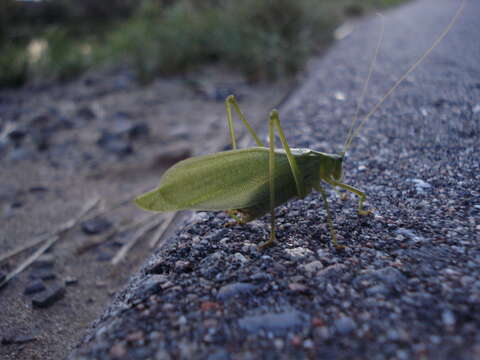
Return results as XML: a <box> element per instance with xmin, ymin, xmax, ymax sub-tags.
<box><xmin>225</xmin><ymin>95</ymin><xmax>265</xmax><ymax>149</ymax></box>
<box><xmin>314</xmin><ymin>184</ymin><xmax>337</xmax><ymax>246</ymax></box>
<box><xmin>259</xmin><ymin>110</ymin><xmax>308</xmax><ymax>250</ymax></box>
<box><xmin>269</xmin><ymin>110</ymin><xmax>307</xmax><ymax>199</ymax></box>
<box><xmin>258</xmin><ymin>111</ymin><xmax>277</xmax><ymax>249</ymax></box>
<box><xmin>329</xmin><ymin>180</ymin><xmax>372</xmax><ymax>215</ymax></box>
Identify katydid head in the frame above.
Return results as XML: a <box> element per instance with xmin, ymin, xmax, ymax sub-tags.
<box><xmin>310</xmin><ymin>151</ymin><xmax>343</xmax><ymax>182</ymax></box>
<box><xmin>333</xmin><ymin>154</ymin><xmax>344</xmax><ymax>181</ymax></box>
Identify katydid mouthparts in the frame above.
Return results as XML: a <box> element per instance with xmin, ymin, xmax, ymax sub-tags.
<box><xmin>135</xmin><ymin>1</ymin><xmax>466</xmax><ymax>249</ymax></box>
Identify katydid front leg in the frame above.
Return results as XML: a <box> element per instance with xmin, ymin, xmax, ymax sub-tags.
<box><xmin>328</xmin><ymin>180</ymin><xmax>372</xmax><ymax>216</ymax></box>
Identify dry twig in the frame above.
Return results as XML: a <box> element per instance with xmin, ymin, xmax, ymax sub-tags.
<box><xmin>149</xmin><ymin>212</ymin><xmax>177</xmax><ymax>248</ymax></box>
<box><xmin>0</xmin><ymin>197</ymin><xmax>99</xmax><ymax>288</ymax></box>
<box><xmin>0</xmin><ymin>197</ymin><xmax>99</xmax><ymax>264</ymax></box>
<box><xmin>111</xmin><ymin>217</ymin><xmax>163</xmax><ymax>265</ymax></box>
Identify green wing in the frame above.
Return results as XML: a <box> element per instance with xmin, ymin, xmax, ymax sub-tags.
<box><xmin>135</xmin><ymin>147</ymin><xmax>297</xmax><ymax>212</ymax></box>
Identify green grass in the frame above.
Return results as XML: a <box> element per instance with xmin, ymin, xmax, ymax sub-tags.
<box><xmin>0</xmin><ymin>0</ymin><xmax>407</xmax><ymax>88</ymax></box>
<box><xmin>0</xmin><ymin>44</ymin><xmax>29</xmax><ymax>88</ymax></box>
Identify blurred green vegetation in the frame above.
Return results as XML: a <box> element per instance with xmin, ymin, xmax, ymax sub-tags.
<box><xmin>0</xmin><ymin>0</ymin><xmax>406</xmax><ymax>88</ymax></box>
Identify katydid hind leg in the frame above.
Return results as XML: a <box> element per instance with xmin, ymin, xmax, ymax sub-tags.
<box><xmin>258</xmin><ymin>110</ymin><xmax>278</xmax><ymax>249</ymax></box>
<box><xmin>225</xmin><ymin>95</ymin><xmax>265</xmax><ymax>149</ymax></box>
<box><xmin>259</xmin><ymin>110</ymin><xmax>310</xmax><ymax>249</ymax></box>
<box><xmin>270</xmin><ymin>110</ymin><xmax>307</xmax><ymax>199</ymax></box>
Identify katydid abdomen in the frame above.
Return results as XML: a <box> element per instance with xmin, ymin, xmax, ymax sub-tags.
<box><xmin>136</xmin><ymin>147</ymin><xmax>321</xmax><ymax>215</ymax></box>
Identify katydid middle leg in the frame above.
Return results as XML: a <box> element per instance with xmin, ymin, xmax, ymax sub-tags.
<box><xmin>313</xmin><ymin>183</ymin><xmax>338</xmax><ymax>246</ymax></box>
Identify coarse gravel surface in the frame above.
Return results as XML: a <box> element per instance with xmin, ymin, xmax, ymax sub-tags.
<box><xmin>70</xmin><ymin>0</ymin><xmax>479</xmax><ymax>359</ymax></box>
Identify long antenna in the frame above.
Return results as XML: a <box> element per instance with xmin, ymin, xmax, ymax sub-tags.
<box><xmin>343</xmin><ymin>13</ymin><xmax>385</xmax><ymax>155</ymax></box>
<box><xmin>343</xmin><ymin>0</ymin><xmax>467</xmax><ymax>153</ymax></box>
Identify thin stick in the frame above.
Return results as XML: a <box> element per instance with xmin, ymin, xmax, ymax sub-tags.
<box><xmin>0</xmin><ymin>236</ymin><xmax>59</xmax><ymax>288</ymax></box>
<box><xmin>149</xmin><ymin>212</ymin><xmax>177</xmax><ymax>248</ymax></box>
<box><xmin>0</xmin><ymin>197</ymin><xmax>100</xmax><ymax>264</ymax></box>
<box><xmin>0</xmin><ymin>196</ymin><xmax>99</xmax><ymax>288</ymax></box>
<box><xmin>111</xmin><ymin>217</ymin><xmax>163</xmax><ymax>265</ymax></box>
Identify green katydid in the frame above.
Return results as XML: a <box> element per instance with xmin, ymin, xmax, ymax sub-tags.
<box><xmin>135</xmin><ymin>1</ymin><xmax>466</xmax><ymax>249</ymax></box>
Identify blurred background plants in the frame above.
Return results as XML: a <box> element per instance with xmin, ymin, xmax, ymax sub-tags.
<box><xmin>0</xmin><ymin>0</ymin><xmax>405</xmax><ymax>88</ymax></box>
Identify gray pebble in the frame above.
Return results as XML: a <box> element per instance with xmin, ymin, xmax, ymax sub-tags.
<box><xmin>238</xmin><ymin>310</ymin><xmax>308</xmax><ymax>334</ymax></box>
<box><xmin>32</xmin><ymin>284</ymin><xmax>66</xmax><ymax>308</ymax></box>
<box><xmin>24</xmin><ymin>280</ymin><xmax>46</xmax><ymax>295</ymax></box>
<box><xmin>81</xmin><ymin>217</ymin><xmax>112</xmax><ymax>235</ymax></box>
<box><xmin>335</xmin><ymin>316</ymin><xmax>357</xmax><ymax>335</ymax></box>
<box><xmin>217</xmin><ymin>282</ymin><xmax>258</xmax><ymax>301</ymax></box>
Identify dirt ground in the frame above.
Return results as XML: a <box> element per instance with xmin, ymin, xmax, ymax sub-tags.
<box><xmin>0</xmin><ymin>65</ymin><xmax>293</xmax><ymax>360</ymax></box>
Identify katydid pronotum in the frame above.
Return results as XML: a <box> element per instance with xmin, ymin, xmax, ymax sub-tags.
<box><xmin>135</xmin><ymin>1</ymin><xmax>466</xmax><ymax>249</ymax></box>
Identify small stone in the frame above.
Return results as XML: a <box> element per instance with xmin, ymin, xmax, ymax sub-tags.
<box><xmin>301</xmin><ymin>260</ymin><xmax>324</xmax><ymax>274</ymax></box>
<box><xmin>178</xmin><ymin>316</ymin><xmax>187</xmax><ymax>326</ymax></box>
<box><xmin>126</xmin><ymin>330</ymin><xmax>144</xmax><ymax>342</ymax></box>
<box><xmin>1</xmin><ymin>333</ymin><xmax>36</xmax><ymax>345</ymax></box>
<box><xmin>335</xmin><ymin>316</ymin><xmax>356</xmax><ymax>335</ymax></box>
<box><xmin>77</xmin><ymin>106</ymin><xmax>96</xmax><ymax>120</ymax></box>
<box><xmin>200</xmin><ymin>302</ymin><xmax>221</xmax><ymax>312</ymax></box>
<box><xmin>64</xmin><ymin>277</ymin><xmax>78</xmax><ymax>286</ymax></box>
<box><xmin>284</xmin><ymin>247</ymin><xmax>314</xmax><ymax>261</ymax></box>
<box><xmin>32</xmin><ymin>254</ymin><xmax>55</xmax><ymax>268</ymax></box>
<box><xmin>312</xmin><ymin>317</ymin><xmax>325</xmax><ymax>327</ymax></box>
<box><xmin>29</xmin><ymin>268</ymin><xmax>56</xmax><ymax>281</ymax></box>
<box><xmin>274</xmin><ymin>338</ymin><xmax>284</xmax><ymax>350</ymax></box>
<box><xmin>233</xmin><ymin>252</ymin><xmax>248</xmax><ymax>264</ymax></box>
<box><xmin>442</xmin><ymin>310</ymin><xmax>456</xmax><ymax>327</ymax></box>
<box><xmin>175</xmin><ymin>260</ymin><xmax>192</xmax><ymax>272</ymax></box>
<box><xmin>8</xmin><ymin>127</ymin><xmax>28</xmax><ymax>143</ymax></box>
<box><xmin>204</xmin><ymin>318</ymin><xmax>219</xmax><ymax>329</ymax></box>
<box><xmin>109</xmin><ymin>343</ymin><xmax>127</xmax><ymax>358</ymax></box>
<box><xmin>291</xmin><ymin>335</ymin><xmax>302</xmax><ymax>347</ymax></box>
<box><xmin>288</xmin><ymin>283</ymin><xmax>309</xmax><ymax>293</ymax></box>
<box><xmin>97</xmin><ymin>131</ymin><xmax>133</xmax><ymax>156</ymax></box>
<box><xmin>81</xmin><ymin>217</ymin><xmax>112</xmax><ymax>235</ymax></box>
<box><xmin>24</xmin><ymin>280</ymin><xmax>46</xmax><ymax>295</ymax></box>
<box><xmin>249</xmin><ymin>272</ymin><xmax>272</xmax><ymax>282</ymax></box>
<box><xmin>317</xmin><ymin>264</ymin><xmax>347</xmax><ymax>281</ymax></box>
<box><xmin>32</xmin><ymin>284</ymin><xmax>65</xmax><ymax>308</ymax></box>
<box><xmin>128</xmin><ymin>122</ymin><xmax>150</xmax><ymax>139</ymax></box>
<box><xmin>395</xmin><ymin>228</ymin><xmax>425</xmax><ymax>243</ymax></box>
<box><xmin>366</xmin><ymin>284</ymin><xmax>391</xmax><ymax>297</ymax></box>
<box><xmin>238</xmin><ymin>311</ymin><xmax>308</xmax><ymax>334</ymax></box>
<box><xmin>303</xmin><ymin>339</ymin><xmax>314</xmax><ymax>349</ymax></box>
<box><xmin>409</xmin><ymin>178</ymin><xmax>432</xmax><ymax>189</ymax></box>
<box><xmin>217</xmin><ymin>282</ymin><xmax>257</xmax><ymax>301</ymax></box>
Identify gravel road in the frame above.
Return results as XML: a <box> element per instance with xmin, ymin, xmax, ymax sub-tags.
<box><xmin>70</xmin><ymin>0</ymin><xmax>480</xmax><ymax>359</ymax></box>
